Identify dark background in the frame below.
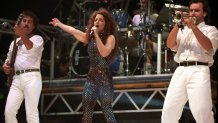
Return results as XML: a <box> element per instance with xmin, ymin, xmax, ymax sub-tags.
<box><xmin>0</xmin><ymin>0</ymin><xmax>217</xmax><ymax>82</ymax></box>
<box><xmin>0</xmin><ymin>0</ymin><xmax>217</xmax><ymax>122</ymax></box>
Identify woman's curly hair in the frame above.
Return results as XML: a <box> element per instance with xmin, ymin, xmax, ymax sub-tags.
<box><xmin>86</xmin><ymin>8</ymin><xmax>119</xmax><ymax>60</ymax></box>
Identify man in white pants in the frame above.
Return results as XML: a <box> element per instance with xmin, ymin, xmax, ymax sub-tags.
<box><xmin>162</xmin><ymin>0</ymin><xmax>218</xmax><ymax>123</ymax></box>
<box><xmin>2</xmin><ymin>10</ymin><xmax>44</xmax><ymax>123</ymax></box>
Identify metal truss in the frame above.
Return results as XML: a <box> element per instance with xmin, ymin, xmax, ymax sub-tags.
<box><xmin>67</xmin><ymin>0</ymin><xmax>130</xmax><ymax>27</ymax></box>
<box><xmin>40</xmin><ymin>87</ymin><xmax>167</xmax><ymax>115</ymax></box>
<box><xmin>69</xmin><ymin>0</ymin><xmax>130</xmax><ymax>14</ymax></box>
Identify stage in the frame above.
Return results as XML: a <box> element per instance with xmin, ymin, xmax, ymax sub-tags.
<box><xmin>40</xmin><ymin>73</ymin><xmax>216</xmax><ymax>123</ymax></box>
<box><xmin>41</xmin><ymin>74</ymin><xmax>172</xmax><ymax>115</ymax></box>
<box><xmin>40</xmin><ymin>74</ymin><xmax>170</xmax><ymax>123</ymax></box>
<box><xmin>39</xmin><ymin>73</ymin><xmax>204</xmax><ymax>123</ymax></box>
<box><xmin>0</xmin><ymin>73</ymin><xmax>216</xmax><ymax>122</ymax></box>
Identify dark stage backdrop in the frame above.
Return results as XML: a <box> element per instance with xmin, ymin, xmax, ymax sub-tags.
<box><xmin>0</xmin><ymin>0</ymin><xmax>217</xmax><ymax>122</ymax></box>
<box><xmin>0</xmin><ymin>0</ymin><xmax>217</xmax><ymax>80</ymax></box>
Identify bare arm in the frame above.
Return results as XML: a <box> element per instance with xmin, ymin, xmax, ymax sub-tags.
<box><xmin>49</xmin><ymin>18</ymin><xmax>88</xmax><ymax>43</ymax></box>
<box><xmin>92</xmin><ymin>26</ymin><xmax>115</xmax><ymax>57</ymax></box>
<box><xmin>185</xmin><ymin>18</ymin><xmax>213</xmax><ymax>51</ymax></box>
<box><xmin>167</xmin><ymin>24</ymin><xmax>179</xmax><ymax>49</ymax></box>
<box><xmin>95</xmin><ymin>34</ymin><xmax>115</xmax><ymax>57</ymax></box>
<box><xmin>191</xmin><ymin>25</ymin><xmax>213</xmax><ymax>51</ymax></box>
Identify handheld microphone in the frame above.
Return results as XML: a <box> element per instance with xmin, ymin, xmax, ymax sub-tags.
<box><xmin>90</xmin><ymin>30</ymin><xmax>94</xmax><ymax>37</ymax></box>
<box><xmin>89</xmin><ymin>25</ymin><xmax>99</xmax><ymax>37</ymax></box>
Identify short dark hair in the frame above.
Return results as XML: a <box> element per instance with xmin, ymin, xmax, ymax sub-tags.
<box><xmin>189</xmin><ymin>0</ymin><xmax>211</xmax><ymax>24</ymax></box>
<box><xmin>21</xmin><ymin>10</ymin><xmax>39</xmax><ymax>33</ymax></box>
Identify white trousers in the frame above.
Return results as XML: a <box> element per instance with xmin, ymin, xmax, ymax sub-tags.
<box><xmin>5</xmin><ymin>72</ymin><xmax>42</xmax><ymax>123</ymax></box>
<box><xmin>161</xmin><ymin>66</ymin><xmax>214</xmax><ymax>123</ymax></box>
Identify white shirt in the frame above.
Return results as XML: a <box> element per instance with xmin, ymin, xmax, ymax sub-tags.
<box><xmin>172</xmin><ymin>22</ymin><xmax>218</xmax><ymax>66</ymax></box>
<box><xmin>6</xmin><ymin>35</ymin><xmax>44</xmax><ymax>71</ymax></box>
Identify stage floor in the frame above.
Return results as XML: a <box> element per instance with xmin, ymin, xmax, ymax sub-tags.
<box><xmin>42</xmin><ymin>74</ymin><xmax>173</xmax><ymax>93</ymax></box>
<box><xmin>40</xmin><ymin>73</ymin><xmax>216</xmax><ymax>122</ymax></box>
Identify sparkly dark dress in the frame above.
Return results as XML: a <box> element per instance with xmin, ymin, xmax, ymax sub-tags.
<box><xmin>82</xmin><ymin>38</ymin><xmax>117</xmax><ymax>123</ymax></box>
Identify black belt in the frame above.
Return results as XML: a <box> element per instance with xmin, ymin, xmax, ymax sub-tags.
<box><xmin>178</xmin><ymin>61</ymin><xmax>208</xmax><ymax>66</ymax></box>
<box><xmin>15</xmin><ymin>69</ymin><xmax>40</xmax><ymax>75</ymax></box>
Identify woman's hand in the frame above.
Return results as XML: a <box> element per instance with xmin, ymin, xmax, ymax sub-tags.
<box><xmin>49</xmin><ymin>18</ymin><xmax>61</xmax><ymax>27</ymax></box>
<box><xmin>91</xmin><ymin>26</ymin><xmax>99</xmax><ymax>37</ymax></box>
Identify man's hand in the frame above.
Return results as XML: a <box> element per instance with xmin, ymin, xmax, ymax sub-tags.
<box><xmin>2</xmin><ymin>62</ymin><xmax>12</xmax><ymax>75</ymax></box>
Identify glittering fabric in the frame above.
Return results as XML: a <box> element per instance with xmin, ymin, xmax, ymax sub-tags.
<box><xmin>82</xmin><ymin>39</ymin><xmax>117</xmax><ymax>123</ymax></box>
